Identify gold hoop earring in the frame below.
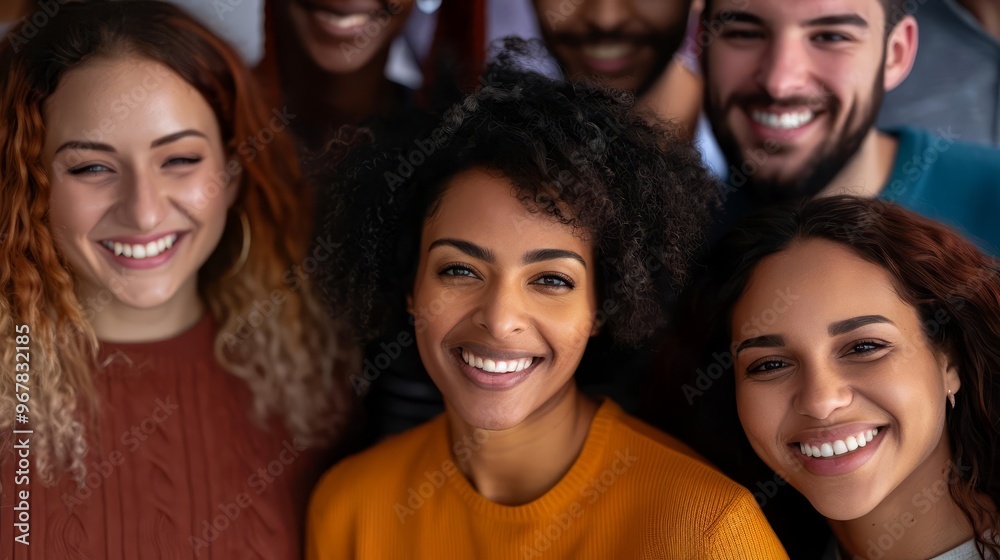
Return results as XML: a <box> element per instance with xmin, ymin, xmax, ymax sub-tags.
<box><xmin>222</xmin><ymin>210</ymin><xmax>251</xmax><ymax>280</ymax></box>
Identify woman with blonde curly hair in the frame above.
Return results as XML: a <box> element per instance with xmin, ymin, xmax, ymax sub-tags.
<box><xmin>0</xmin><ymin>1</ymin><xmax>356</xmax><ymax>557</ymax></box>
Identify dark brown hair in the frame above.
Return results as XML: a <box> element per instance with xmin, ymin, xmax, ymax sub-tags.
<box><xmin>703</xmin><ymin>196</ymin><xmax>1000</xmax><ymax>558</ymax></box>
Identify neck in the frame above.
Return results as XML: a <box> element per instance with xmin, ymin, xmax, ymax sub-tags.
<box><xmin>818</xmin><ymin>130</ymin><xmax>898</xmax><ymax>199</ymax></box>
<box><xmin>275</xmin><ymin>31</ymin><xmax>398</xmax><ymax>150</ymax></box>
<box><xmin>959</xmin><ymin>0</ymin><xmax>1000</xmax><ymax>39</ymax></box>
<box><xmin>82</xmin><ymin>278</ymin><xmax>205</xmax><ymax>343</ymax></box>
<box><xmin>828</xmin><ymin>438</ymin><xmax>975</xmax><ymax>560</ymax></box>
<box><xmin>448</xmin><ymin>386</ymin><xmax>600</xmax><ymax>505</ymax></box>
<box><xmin>0</xmin><ymin>0</ymin><xmax>29</xmax><ymax>21</ymax></box>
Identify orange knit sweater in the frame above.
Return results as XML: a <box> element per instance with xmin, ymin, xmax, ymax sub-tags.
<box><xmin>307</xmin><ymin>399</ymin><xmax>787</xmax><ymax>559</ymax></box>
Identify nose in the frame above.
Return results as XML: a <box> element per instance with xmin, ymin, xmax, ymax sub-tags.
<box><xmin>473</xmin><ymin>279</ymin><xmax>530</xmax><ymax>340</ymax></box>
<box><xmin>581</xmin><ymin>0</ymin><xmax>631</xmax><ymax>32</ymax></box>
<box><xmin>116</xmin><ymin>168</ymin><xmax>169</xmax><ymax>232</ymax></box>
<box><xmin>756</xmin><ymin>35</ymin><xmax>812</xmax><ymax>102</ymax></box>
<box><xmin>792</xmin><ymin>362</ymin><xmax>853</xmax><ymax>420</ymax></box>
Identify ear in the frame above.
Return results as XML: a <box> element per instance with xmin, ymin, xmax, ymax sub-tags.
<box><xmin>590</xmin><ymin>320</ymin><xmax>601</xmax><ymax>337</ymax></box>
<box><xmin>883</xmin><ymin>15</ymin><xmax>918</xmax><ymax>93</ymax></box>
<box><xmin>944</xmin><ymin>360</ymin><xmax>961</xmax><ymax>398</ymax></box>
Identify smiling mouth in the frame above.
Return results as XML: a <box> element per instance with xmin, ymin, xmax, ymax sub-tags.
<box><xmin>99</xmin><ymin>233</ymin><xmax>179</xmax><ymax>260</ymax></box>
<box><xmin>793</xmin><ymin>427</ymin><xmax>884</xmax><ymax>459</ymax></box>
<box><xmin>750</xmin><ymin>108</ymin><xmax>819</xmax><ymax>131</ymax></box>
<box><xmin>459</xmin><ymin>347</ymin><xmax>542</xmax><ymax>374</ymax></box>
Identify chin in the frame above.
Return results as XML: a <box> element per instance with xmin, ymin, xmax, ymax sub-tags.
<box><xmin>799</xmin><ymin>483</ymin><xmax>883</xmax><ymax>522</ymax></box>
<box><xmin>451</xmin><ymin>399</ymin><xmax>528</xmax><ymax>432</ymax></box>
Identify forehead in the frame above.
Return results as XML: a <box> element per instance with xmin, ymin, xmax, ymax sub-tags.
<box><xmin>710</xmin><ymin>0</ymin><xmax>884</xmax><ymax>26</ymax></box>
<box><xmin>42</xmin><ymin>57</ymin><xmax>218</xmax><ymax>147</ymax></box>
<box><xmin>732</xmin><ymin>239</ymin><xmax>915</xmax><ymax>334</ymax></box>
<box><xmin>423</xmin><ymin>167</ymin><xmax>592</xmax><ymax>254</ymax></box>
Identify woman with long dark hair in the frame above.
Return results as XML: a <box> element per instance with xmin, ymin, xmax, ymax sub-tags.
<box><xmin>0</xmin><ymin>2</ymin><xmax>356</xmax><ymax>556</ymax></box>
<box><xmin>702</xmin><ymin>196</ymin><xmax>1000</xmax><ymax>559</ymax></box>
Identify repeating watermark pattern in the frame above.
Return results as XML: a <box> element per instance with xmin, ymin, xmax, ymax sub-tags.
<box><xmin>189</xmin><ymin>437</ymin><xmax>309</xmax><ymax>557</ymax></box>
<box><xmin>393</xmin><ymin>429</ymin><xmax>489</xmax><ymax>523</ymax></box>
<box><xmin>59</xmin><ymin>396</ymin><xmax>180</xmax><ymax>510</ymax></box>
<box><xmin>521</xmin><ymin>449</ymin><xmax>637</xmax><ymax>558</ymax></box>
<box><xmin>682</xmin><ymin>286</ymin><xmax>799</xmax><ymax>404</ymax></box>
<box><xmin>4</xmin><ymin>0</ymin><xmax>71</xmax><ymax>53</ymax></box>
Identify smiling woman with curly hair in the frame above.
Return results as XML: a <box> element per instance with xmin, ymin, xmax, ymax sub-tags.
<box><xmin>0</xmin><ymin>2</ymin><xmax>357</xmax><ymax>557</ymax></box>
<box><xmin>306</xmin><ymin>52</ymin><xmax>788</xmax><ymax>559</ymax></box>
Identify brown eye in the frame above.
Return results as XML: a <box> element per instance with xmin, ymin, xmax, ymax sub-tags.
<box><xmin>534</xmin><ymin>274</ymin><xmax>573</xmax><ymax>289</ymax></box>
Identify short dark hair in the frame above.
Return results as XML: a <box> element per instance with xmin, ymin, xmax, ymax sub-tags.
<box><xmin>703</xmin><ymin>0</ymin><xmax>910</xmax><ymax>32</ymax></box>
<box><xmin>315</xmin><ymin>43</ymin><xmax>720</xmax><ymax>348</ymax></box>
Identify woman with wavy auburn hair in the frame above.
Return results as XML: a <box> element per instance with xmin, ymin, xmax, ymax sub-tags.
<box><xmin>0</xmin><ymin>1</ymin><xmax>356</xmax><ymax>557</ymax></box>
<box><xmin>699</xmin><ymin>196</ymin><xmax>1000</xmax><ymax>559</ymax></box>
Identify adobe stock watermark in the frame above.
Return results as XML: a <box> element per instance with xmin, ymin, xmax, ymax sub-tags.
<box><xmin>60</xmin><ymin>396</ymin><xmax>180</xmax><ymax>509</ymax></box>
<box><xmin>682</xmin><ymin>287</ymin><xmax>800</xmax><ymax>404</ymax></box>
<box><xmin>5</xmin><ymin>0</ymin><xmax>71</xmax><ymax>53</ymax></box>
<box><xmin>521</xmin><ymin>448</ymin><xmax>637</xmax><ymax>558</ymax></box>
<box><xmin>394</xmin><ymin>429</ymin><xmax>490</xmax><ymax>523</ymax></box>
<box><xmin>340</xmin><ymin>1</ymin><xmax>406</xmax><ymax>63</ymax></box>
<box><xmin>189</xmin><ymin>437</ymin><xmax>309</xmax><ymax>557</ymax></box>
<box><xmin>855</xmin><ymin>458</ymin><xmax>971</xmax><ymax>560</ymax></box>
<box><xmin>220</xmin><ymin>233</ymin><xmax>340</xmax><ymax>350</ymax></box>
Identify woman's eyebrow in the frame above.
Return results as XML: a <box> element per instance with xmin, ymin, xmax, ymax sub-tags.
<box><xmin>736</xmin><ymin>335</ymin><xmax>785</xmax><ymax>354</ymax></box>
<box><xmin>828</xmin><ymin>315</ymin><xmax>895</xmax><ymax>336</ymax></box>
<box><xmin>429</xmin><ymin>238</ymin><xmax>495</xmax><ymax>263</ymax></box>
<box><xmin>523</xmin><ymin>248</ymin><xmax>586</xmax><ymax>269</ymax></box>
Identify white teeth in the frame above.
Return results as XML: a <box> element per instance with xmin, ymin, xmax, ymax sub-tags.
<box><xmin>315</xmin><ymin>11</ymin><xmax>369</xmax><ymax>30</ymax></box>
<box><xmin>799</xmin><ymin>429</ymin><xmax>881</xmax><ymax>458</ymax></box>
<box><xmin>101</xmin><ymin>234</ymin><xmax>178</xmax><ymax>260</ymax></box>
<box><xmin>462</xmin><ymin>349</ymin><xmax>534</xmax><ymax>373</ymax></box>
<box><xmin>582</xmin><ymin>42</ymin><xmax>633</xmax><ymax>60</ymax></box>
<box><xmin>751</xmin><ymin>109</ymin><xmax>816</xmax><ymax>130</ymax></box>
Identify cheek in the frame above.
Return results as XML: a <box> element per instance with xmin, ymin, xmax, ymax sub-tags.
<box><xmin>736</xmin><ymin>384</ymin><xmax>780</xmax><ymax>445</ymax></box>
<box><xmin>47</xmin><ymin>182</ymin><xmax>100</xmax><ymax>244</ymax></box>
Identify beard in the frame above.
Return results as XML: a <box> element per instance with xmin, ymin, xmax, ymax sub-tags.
<box><xmin>705</xmin><ymin>62</ymin><xmax>886</xmax><ymax>205</ymax></box>
<box><xmin>544</xmin><ymin>26</ymin><xmax>687</xmax><ymax>97</ymax></box>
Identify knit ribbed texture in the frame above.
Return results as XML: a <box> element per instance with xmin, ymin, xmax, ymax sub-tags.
<box><xmin>0</xmin><ymin>315</ymin><xmax>329</xmax><ymax>559</ymax></box>
<box><xmin>307</xmin><ymin>399</ymin><xmax>787</xmax><ymax>559</ymax></box>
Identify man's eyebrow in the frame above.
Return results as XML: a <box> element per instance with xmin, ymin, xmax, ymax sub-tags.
<box><xmin>804</xmin><ymin>14</ymin><xmax>869</xmax><ymax>28</ymax></box>
<box><xmin>715</xmin><ymin>11</ymin><xmax>765</xmax><ymax>26</ymax></box>
<box><xmin>736</xmin><ymin>335</ymin><xmax>785</xmax><ymax>354</ymax></box>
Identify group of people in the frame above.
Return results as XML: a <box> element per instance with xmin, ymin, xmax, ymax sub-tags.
<box><xmin>1</xmin><ymin>0</ymin><xmax>998</xmax><ymax>559</ymax></box>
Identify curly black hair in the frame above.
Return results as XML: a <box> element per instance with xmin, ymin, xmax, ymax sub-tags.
<box><xmin>315</xmin><ymin>43</ymin><xmax>720</xmax><ymax>349</ymax></box>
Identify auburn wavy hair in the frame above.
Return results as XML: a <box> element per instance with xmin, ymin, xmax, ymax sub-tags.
<box><xmin>700</xmin><ymin>196</ymin><xmax>1000</xmax><ymax>558</ymax></box>
<box><xmin>0</xmin><ymin>0</ymin><xmax>357</xmax><ymax>485</ymax></box>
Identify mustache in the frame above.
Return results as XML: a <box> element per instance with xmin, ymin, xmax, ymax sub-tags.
<box><xmin>547</xmin><ymin>31</ymin><xmax>657</xmax><ymax>48</ymax></box>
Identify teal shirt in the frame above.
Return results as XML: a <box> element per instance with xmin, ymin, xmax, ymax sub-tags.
<box><xmin>881</xmin><ymin>127</ymin><xmax>1000</xmax><ymax>255</ymax></box>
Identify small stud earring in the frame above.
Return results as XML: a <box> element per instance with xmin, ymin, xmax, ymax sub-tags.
<box><xmin>948</xmin><ymin>390</ymin><xmax>956</xmax><ymax>410</ymax></box>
